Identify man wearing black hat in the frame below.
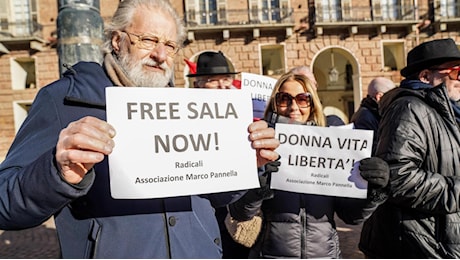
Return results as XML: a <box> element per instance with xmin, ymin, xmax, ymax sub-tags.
<box><xmin>359</xmin><ymin>38</ymin><xmax>460</xmax><ymax>258</ymax></box>
<box><xmin>188</xmin><ymin>51</ymin><xmax>254</xmax><ymax>258</ymax></box>
<box><xmin>187</xmin><ymin>51</ymin><xmax>240</xmax><ymax>89</ymax></box>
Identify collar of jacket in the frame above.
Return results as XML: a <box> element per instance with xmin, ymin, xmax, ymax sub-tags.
<box><xmin>62</xmin><ymin>62</ymin><xmax>112</xmax><ymax>108</ymax></box>
<box><xmin>380</xmin><ymin>79</ymin><xmax>455</xmax><ymax>125</ymax></box>
<box><xmin>360</xmin><ymin>95</ymin><xmax>379</xmax><ymax>112</ymax></box>
<box><xmin>400</xmin><ymin>79</ymin><xmax>432</xmax><ymax>90</ymax></box>
<box><xmin>62</xmin><ymin>60</ymin><xmax>175</xmax><ymax>108</ymax></box>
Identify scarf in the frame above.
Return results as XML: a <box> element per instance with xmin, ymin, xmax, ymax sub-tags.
<box><xmin>402</xmin><ymin>79</ymin><xmax>460</xmax><ymax>124</ymax></box>
<box><xmin>451</xmin><ymin>100</ymin><xmax>460</xmax><ymax>125</ymax></box>
<box><xmin>103</xmin><ymin>51</ymin><xmax>136</xmax><ymax>87</ymax></box>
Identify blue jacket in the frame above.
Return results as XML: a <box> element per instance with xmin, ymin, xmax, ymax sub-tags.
<box><xmin>0</xmin><ymin>62</ymin><xmax>244</xmax><ymax>258</ymax></box>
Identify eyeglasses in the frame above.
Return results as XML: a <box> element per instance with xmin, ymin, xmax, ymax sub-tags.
<box><xmin>431</xmin><ymin>66</ymin><xmax>460</xmax><ymax>81</ymax></box>
<box><xmin>198</xmin><ymin>77</ymin><xmax>233</xmax><ymax>88</ymax></box>
<box><xmin>275</xmin><ymin>92</ymin><xmax>312</xmax><ymax>108</ymax></box>
<box><xmin>121</xmin><ymin>31</ymin><xmax>179</xmax><ymax>57</ymax></box>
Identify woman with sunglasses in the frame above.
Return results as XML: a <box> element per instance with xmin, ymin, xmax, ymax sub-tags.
<box><xmin>226</xmin><ymin>72</ymin><xmax>390</xmax><ymax>258</ymax></box>
<box><xmin>265</xmin><ymin>73</ymin><xmax>324</xmax><ymax>126</ymax></box>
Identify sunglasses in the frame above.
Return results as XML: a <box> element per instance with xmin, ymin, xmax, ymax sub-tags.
<box><xmin>275</xmin><ymin>92</ymin><xmax>312</xmax><ymax>108</ymax></box>
<box><xmin>431</xmin><ymin>66</ymin><xmax>460</xmax><ymax>81</ymax></box>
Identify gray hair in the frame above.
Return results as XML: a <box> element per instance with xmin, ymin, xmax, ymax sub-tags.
<box><xmin>103</xmin><ymin>0</ymin><xmax>186</xmax><ymax>52</ymax></box>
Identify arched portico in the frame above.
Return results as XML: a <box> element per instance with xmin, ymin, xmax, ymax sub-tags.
<box><xmin>311</xmin><ymin>46</ymin><xmax>362</xmax><ymax>124</ymax></box>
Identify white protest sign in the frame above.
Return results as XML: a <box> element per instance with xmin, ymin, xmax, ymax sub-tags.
<box><xmin>106</xmin><ymin>87</ymin><xmax>259</xmax><ymax>199</ymax></box>
<box><xmin>330</xmin><ymin>122</ymin><xmax>354</xmax><ymax>129</ymax></box>
<box><xmin>241</xmin><ymin>72</ymin><xmax>276</xmax><ymax>103</ymax></box>
<box><xmin>271</xmin><ymin>124</ymin><xmax>373</xmax><ymax>199</ymax></box>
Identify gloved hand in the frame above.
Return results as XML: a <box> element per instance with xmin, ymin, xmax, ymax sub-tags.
<box><xmin>229</xmin><ymin>158</ymin><xmax>281</xmax><ymax>221</ymax></box>
<box><xmin>260</xmin><ymin>158</ymin><xmax>281</xmax><ymax>186</ymax></box>
<box><xmin>264</xmin><ymin>158</ymin><xmax>281</xmax><ymax>175</ymax></box>
<box><xmin>253</xmin><ymin>158</ymin><xmax>281</xmax><ymax>201</ymax></box>
<box><xmin>359</xmin><ymin>157</ymin><xmax>389</xmax><ymax>189</ymax></box>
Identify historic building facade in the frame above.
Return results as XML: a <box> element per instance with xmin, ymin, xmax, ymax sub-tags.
<box><xmin>0</xmin><ymin>0</ymin><xmax>459</xmax><ymax>159</ymax></box>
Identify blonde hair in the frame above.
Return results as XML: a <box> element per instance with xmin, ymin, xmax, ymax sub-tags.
<box><xmin>264</xmin><ymin>72</ymin><xmax>326</xmax><ymax>126</ymax></box>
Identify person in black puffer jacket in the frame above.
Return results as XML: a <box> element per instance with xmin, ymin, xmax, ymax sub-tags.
<box><xmin>359</xmin><ymin>38</ymin><xmax>460</xmax><ymax>258</ymax></box>
<box><xmin>225</xmin><ymin>72</ymin><xmax>389</xmax><ymax>258</ymax></box>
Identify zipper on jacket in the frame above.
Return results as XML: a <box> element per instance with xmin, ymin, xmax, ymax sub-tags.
<box><xmin>300</xmin><ymin>207</ymin><xmax>307</xmax><ymax>258</ymax></box>
<box><xmin>88</xmin><ymin>219</ymin><xmax>101</xmax><ymax>258</ymax></box>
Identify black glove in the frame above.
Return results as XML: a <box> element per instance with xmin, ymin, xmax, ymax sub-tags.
<box><xmin>260</xmin><ymin>158</ymin><xmax>280</xmax><ymax>185</ymax></box>
<box><xmin>359</xmin><ymin>157</ymin><xmax>389</xmax><ymax>189</ymax></box>
<box><xmin>229</xmin><ymin>158</ymin><xmax>281</xmax><ymax>221</ymax></box>
<box><xmin>254</xmin><ymin>158</ymin><xmax>281</xmax><ymax>200</ymax></box>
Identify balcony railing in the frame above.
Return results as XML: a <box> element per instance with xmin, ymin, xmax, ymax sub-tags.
<box><xmin>315</xmin><ymin>4</ymin><xmax>429</xmax><ymax>23</ymax></box>
<box><xmin>0</xmin><ymin>19</ymin><xmax>43</xmax><ymax>38</ymax></box>
<box><xmin>185</xmin><ymin>8</ymin><xmax>294</xmax><ymax>28</ymax></box>
<box><xmin>435</xmin><ymin>1</ymin><xmax>460</xmax><ymax>19</ymax></box>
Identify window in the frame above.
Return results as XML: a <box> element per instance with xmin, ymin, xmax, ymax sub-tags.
<box><xmin>10</xmin><ymin>0</ymin><xmax>37</xmax><ymax>36</ymax></box>
<box><xmin>0</xmin><ymin>0</ymin><xmax>8</xmax><ymax>30</ymax></box>
<box><xmin>316</xmin><ymin>0</ymin><xmax>341</xmax><ymax>22</ymax></box>
<box><xmin>186</xmin><ymin>0</ymin><xmax>226</xmax><ymax>25</ymax></box>
<box><xmin>11</xmin><ymin>57</ymin><xmax>36</xmax><ymax>90</ymax></box>
<box><xmin>260</xmin><ymin>44</ymin><xmax>285</xmax><ymax>76</ymax></box>
<box><xmin>437</xmin><ymin>0</ymin><xmax>460</xmax><ymax>18</ymax></box>
<box><xmin>13</xmin><ymin>101</ymin><xmax>32</xmax><ymax>133</ymax></box>
<box><xmin>186</xmin><ymin>0</ymin><xmax>197</xmax><ymax>24</ymax></box>
<box><xmin>382</xmin><ymin>41</ymin><xmax>405</xmax><ymax>71</ymax></box>
<box><xmin>249</xmin><ymin>0</ymin><xmax>289</xmax><ymax>23</ymax></box>
<box><xmin>199</xmin><ymin>0</ymin><xmax>217</xmax><ymax>24</ymax></box>
<box><xmin>280</xmin><ymin>0</ymin><xmax>289</xmax><ymax>20</ymax></box>
<box><xmin>218</xmin><ymin>0</ymin><xmax>227</xmax><ymax>24</ymax></box>
<box><xmin>342</xmin><ymin>0</ymin><xmax>352</xmax><ymax>20</ymax></box>
<box><xmin>372</xmin><ymin>0</ymin><xmax>382</xmax><ymax>20</ymax></box>
<box><xmin>400</xmin><ymin>0</ymin><xmax>415</xmax><ymax>20</ymax></box>
<box><xmin>250</xmin><ymin>0</ymin><xmax>259</xmax><ymax>22</ymax></box>
<box><xmin>372</xmin><ymin>0</ymin><xmax>398</xmax><ymax>20</ymax></box>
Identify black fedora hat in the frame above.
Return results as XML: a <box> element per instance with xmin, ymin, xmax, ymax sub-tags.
<box><xmin>187</xmin><ymin>51</ymin><xmax>239</xmax><ymax>77</ymax></box>
<box><xmin>401</xmin><ymin>38</ymin><xmax>460</xmax><ymax>77</ymax></box>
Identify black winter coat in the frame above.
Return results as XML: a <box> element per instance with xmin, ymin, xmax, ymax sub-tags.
<box><xmin>350</xmin><ymin>96</ymin><xmax>380</xmax><ymax>154</ymax></box>
<box><xmin>359</xmin><ymin>80</ymin><xmax>460</xmax><ymax>258</ymax></box>
<box><xmin>229</xmin><ymin>117</ymin><xmax>386</xmax><ymax>258</ymax></box>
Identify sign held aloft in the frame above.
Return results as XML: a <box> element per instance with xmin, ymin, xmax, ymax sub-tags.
<box><xmin>106</xmin><ymin>87</ymin><xmax>259</xmax><ymax>199</ymax></box>
<box><xmin>271</xmin><ymin>124</ymin><xmax>373</xmax><ymax>199</ymax></box>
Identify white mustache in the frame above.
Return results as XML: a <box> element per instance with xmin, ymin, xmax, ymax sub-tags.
<box><xmin>143</xmin><ymin>60</ymin><xmax>169</xmax><ymax>71</ymax></box>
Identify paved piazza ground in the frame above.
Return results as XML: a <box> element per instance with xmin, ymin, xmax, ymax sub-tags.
<box><xmin>0</xmin><ymin>216</ymin><xmax>364</xmax><ymax>258</ymax></box>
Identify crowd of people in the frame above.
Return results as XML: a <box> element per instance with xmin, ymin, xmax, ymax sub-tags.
<box><xmin>0</xmin><ymin>0</ymin><xmax>278</xmax><ymax>258</ymax></box>
<box><xmin>1</xmin><ymin>0</ymin><xmax>460</xmax><ymax>258</ymax></box>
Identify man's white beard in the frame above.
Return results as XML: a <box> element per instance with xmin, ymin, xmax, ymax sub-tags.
<box><xmin>118</xmin><ymin>51</ymin><xmax>173</xmax><ymax>88</ymax></box>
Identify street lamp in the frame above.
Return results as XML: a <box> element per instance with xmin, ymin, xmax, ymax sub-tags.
<box><xmin>328</xmin><ymin>49</ymin><xmax>339</xmax><ymax>83</ymax></box>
